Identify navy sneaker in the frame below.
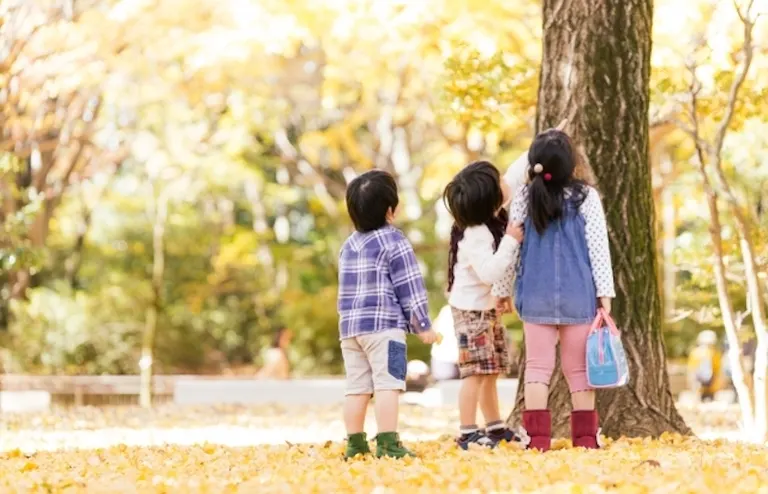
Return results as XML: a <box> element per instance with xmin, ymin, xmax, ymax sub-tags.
<box><xmin>487</xmin><ymin>427</ymin><xmax>520</xmax><ymax>444</ymax></box>
<box><xmin>457</xmin><ymin>431</ymin><xmax>496</xmax><ymax>450</ymax></box>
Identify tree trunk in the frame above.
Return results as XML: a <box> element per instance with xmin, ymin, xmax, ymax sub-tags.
<box><xmin>697</xmin><ymin>164</ymin><xmax>754</xmax><ymax>431</ymax></box>
<box><xmin>712</xmin><ymin>161</ymin><xmax>768</xmax><ymax>440</ymax></box>
<box><xmin>65</xmin><ymin>198</ymin><xmax>94</xmax><ymax>290</ymax></box>
<box><xmin>139</xmin><ymin>189</ymin><xmax>169</xmax><ymax>408</ymax></box>
<box><xmin>508</xmin><ymin>0</ymin><xmax>690</xmax><ymax>438</ymax></box>
<box><xmin>734</xmin><ymin>232</ymin><xmax>768</xmax><ymax>440</ymax></box>
<box><xmin>680</xmin><ymin>0</ymin><xmax>763</xmax><ymax>440</ymax></box>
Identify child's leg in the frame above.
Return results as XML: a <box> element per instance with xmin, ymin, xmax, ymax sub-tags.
<box><xmin>359</xmin><ymin>329</ymin><xmax>414</xmax><ymax>458</ymax></box>
<box><xmin>523</xmin><ymin>322</ymin><xmax>559</xmax><ymax>409</ymax></box>
<box><xmin>521</xmin><ymin>322</ymin><xmax>558</xmax><ymax>451</ymax></box>
<box><xmin>344</xmin><ymin>395</ymin><xmax>371</xmax><ymax>434</ymax></box>
<box><xmin>560</xmin><ymin>323</ymin><xmax>600</xmax><ymax>449</ymax></box>
<box><xmin>480</xmin><ymin>374</ymin><xmax>517</xmax><ymax>442</ymax></box>
<box><xmin>459</xmin><ymin>375</ymin><xmax>482</xmax><ymax>429</ymax></box>
<box><xmin>479</xmin><ymin>374</ymin><xmax>501</xmax><ymax>424</ymax></box>
<box><xmin>341</xmin><ymin>337</ymin><xmax>374</xmax><ymax>459</ymax></box>
<box><xmin>453</xmin><ymin>308</ymin><xmax>498</xmax><ymax>448</ymax></box>
<box><xmin>374</xmin><ymin>390</ymin><xmax>399</xmax><ymax>432</ymax></box>
<box><xmin>480</xmin><ymin>316</ymin><xmax>507</xmax><ymax>426</ymax></box>
<box><xmin>480</xmin><ymin>315</ymin><xmax>510</xmax><ymax>424</ymax></box>
<box><xmin>558</xmin><ymin>323</ymin><xmax>595</xmax><ymax>409</ymax></box>
<box><xmin>358</xmin><ymin>330</ymin><xmax>407</xmax><ymax>433</ymax></box>
<box><xmin>483</xmin><ymin>317</ymin><xmax>519</xmax><ymax>442</ymax></box>
<box><xmin>341</xmin><ymin>338</ymin><xmax>373</xmax><ymax>434</ymax></box>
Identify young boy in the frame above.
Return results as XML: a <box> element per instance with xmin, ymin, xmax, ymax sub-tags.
<box><xmin>338</xmin><ymin>169</ymin><xmax>438</xmax><ymax>459</ymax></box>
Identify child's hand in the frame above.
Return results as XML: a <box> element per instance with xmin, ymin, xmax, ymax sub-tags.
<box><xmin>418</xmin><ymin>329</ymin><xmax>439</xmax><ymax>344</ymax></box>
<box><xmin>505</xmin><ymin>222</ymin><xmax>524</xmax><ymax>243</ymax></box>
<box><xmin>495</xmin><ymin>297</ymin><xmax>513</xmax><ymax>314</ymax></box>
<box><xmin>599</xmin><ymin>297</ymin><xmax>612</xmax><ymax>314</ymax></box>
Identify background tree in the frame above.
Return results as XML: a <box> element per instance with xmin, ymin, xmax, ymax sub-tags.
<box><xmin>0</xmin><ymin>0</ymin><xmax>765</xmax><ymax>409</ymax></box>
<box><xmin>670</xmin><ymin>0</ymin><xmax>766</xmax><ymax>441</ymax></box>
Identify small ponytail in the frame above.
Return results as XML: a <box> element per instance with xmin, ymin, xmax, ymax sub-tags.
<box><xmin>528</xmin><ymin>174</ymin><xmax>563</xmax><ymax>235</ymax></box>
<box><xmin>486</xmin><ymin>208</ymin><xmax>507</xmax><ymax>251</ymax></box>
<box><xmin>447</xmin><ymin>223</ymin><xmax>463</xmax><ymax>292</ymax></box>
<box><xmin>526</xmin><ymin>129</ymin><xmax>588</xmax><ymax>234</ymax></box>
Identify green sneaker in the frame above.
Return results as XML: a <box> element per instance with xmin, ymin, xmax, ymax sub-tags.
<box><xmin>375</xmin><ymin>432</ymin><xmax>415</xmax><ymax>459</ymax></box>
<box><xmin>344</xmin><ymin>432</ymin><xmax>372</xmax><ymax>460</ymax></box>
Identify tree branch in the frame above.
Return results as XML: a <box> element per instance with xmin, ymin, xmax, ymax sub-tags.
<box><xmin>712</xmin><ymin>0</ymin><xmax>755</xmax><ymax>157</ymax></box>
<box><xmin>685</xmin><ymin>61</ymin><xmax>709</xmax><ymax>171</ymax></box>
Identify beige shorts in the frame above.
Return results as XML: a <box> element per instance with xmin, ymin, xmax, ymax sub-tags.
<box><xmin>341</xmin><ymin>329</ymin><xmax>407</xmax><ymax>395</ymax></box>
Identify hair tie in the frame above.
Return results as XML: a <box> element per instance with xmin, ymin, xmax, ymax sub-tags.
<box><xmin>532</xmin><ymin>163</ymin><xmax>544</xmax><ymax>174</ymax></box>
<box><xmin>544</xmin><ymin>173</ymin><xmax>552</xmax><ymax>181</ymax></box>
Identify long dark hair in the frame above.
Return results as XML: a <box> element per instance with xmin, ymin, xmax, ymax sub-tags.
<box><xmin>527</xmin><ymin>130</ymin><xmax>588</xmax><ymax>234</ymax></box>
<box><xmin>443</xmin><ymin>161</ymin><xmax>507</xmax><ymax>291</ymax></box>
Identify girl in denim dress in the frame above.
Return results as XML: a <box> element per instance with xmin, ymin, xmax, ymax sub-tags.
<box><xmin>492</xmin><ymin>129</ymin><xmax>615</xmax><ymax>451</ymax></box>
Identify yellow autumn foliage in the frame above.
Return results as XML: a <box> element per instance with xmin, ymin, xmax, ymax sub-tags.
<box><xmin>0</xmin><ymin>405</ymin><xmax>764</xmax><ymax>493</ymax></box>
<box><xmin>0</xmin><ymin>434</ymin><xmax>766</xmax><ymax>493</ymax></box>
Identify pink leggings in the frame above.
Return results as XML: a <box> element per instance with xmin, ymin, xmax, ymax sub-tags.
<box><xmin>524</xmin><ymin>322</ymin><xmax>591</xmax><ymax>393</ymax></box>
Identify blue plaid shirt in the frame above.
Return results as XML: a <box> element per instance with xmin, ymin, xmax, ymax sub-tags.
<box><xmin>338</xmin><ymin>225</ymin><xmax>432</xmax><ymax>340</ymax></box>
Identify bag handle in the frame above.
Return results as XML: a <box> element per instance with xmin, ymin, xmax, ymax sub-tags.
<box><xmin>599</xmin><ymin>308</ymin><xmax>620</xmax><ymax>336</ymax></box>
<box><xmin>589</xmin><ymin>310</ymin><xmax>604</xmax><ymax>333</ymax></box>
<box><xmin>592</xmin><ymin>308</ymin><xmax>620</xmax><ymax>365</ymax></box>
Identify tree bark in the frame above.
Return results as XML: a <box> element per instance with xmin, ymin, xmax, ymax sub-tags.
<box><xmin>508</xmin><ymin>0</ymin><xmax>690</xmax><ymax>438</ymax></box>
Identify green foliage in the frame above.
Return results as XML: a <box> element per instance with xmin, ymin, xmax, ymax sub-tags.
<box><xmin>0</xmin><ymin>0</ymin><xmax>765</xmax><ymax>376</ymax></box>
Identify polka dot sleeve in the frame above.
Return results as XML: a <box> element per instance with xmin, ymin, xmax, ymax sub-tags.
<box><xmin>491</xmin><ymin>185</ymin><xmax>529</xmax><ymax>298</ymax></box>
<box><xmin>581</xmin><ymin>187</ymin><xmax>616</xmax><ymax>298</ymax></box>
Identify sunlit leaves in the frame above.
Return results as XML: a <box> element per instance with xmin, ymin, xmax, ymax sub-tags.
<box><xmin>440</xmin><ymin>43</ymin><xmax>537</xmax><ymax>133</ymax></box>
<box><xmin>0</xmin><ymin>404</ymin><xmax>763</xmax><ymax>492</ymax></box>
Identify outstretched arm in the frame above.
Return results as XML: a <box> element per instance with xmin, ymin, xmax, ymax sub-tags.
<box><xmin>465</xmin><ymin>226</ymin><xmax>519</xmax><ymax>285</ymax></box>
<box><xmin>491</xmin><ymin>186</ymin><xmax>528</xmax><ymax>297</ymax></box>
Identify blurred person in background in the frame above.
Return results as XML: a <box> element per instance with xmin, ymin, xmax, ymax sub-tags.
<box><xmin>406</xmin><ymin>360</ymin><xmax>431</xmax><ymax>392</ymax></box>
<box><xmin>722</xmin><ymin>336</ymin><xmax>756</xmax><ymax>403</ymax></box>
<box><xmin>430</xmin><ymin>304</ymin><xmax>460</xmax><ymax>381</ymax></box>
<box><xmin>257</xmin><ymin>328</ymin><xmax>293</xmax><ymax>380</ymax></box>
<box><xmin>687</xmin><ymin>330</ymin><xmax>722</xmax><ymax>402</ymax></box>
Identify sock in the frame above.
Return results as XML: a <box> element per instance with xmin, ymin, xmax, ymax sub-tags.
<box><xmin>485</xmin><ymin>420</ymin><xmax>506</xmax><ymax>432</ymax></box>
<box><xmin>460</xmin><ymin>424</ymin><xmax>479</xmax><ymax>436</ymax></box>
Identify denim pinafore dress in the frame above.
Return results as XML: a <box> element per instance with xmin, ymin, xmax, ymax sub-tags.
<box><xmin>514</xmin><ymin>199</ymin><xmax>597</xmax><ymax>325</ymax></box>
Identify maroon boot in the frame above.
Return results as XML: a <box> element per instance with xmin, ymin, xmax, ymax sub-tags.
<box><xmin>571</xmin><ymin>410</ymin><xmax>600</xmax><ymax>449</ymax></box>
<box><xmin>521</xmin><ymin>410</ymin><xmax>551</xmax><ymax>451</ymax></box>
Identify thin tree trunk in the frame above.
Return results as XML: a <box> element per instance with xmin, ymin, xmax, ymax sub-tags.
<box><xmin>509</xmin><ymin>0</ymin><xmax>689</xmax><ymax>438</ymax></box>
<box><xmin>712</xmin><ymin>151</ymin><xmax>767</xmax><ymax>441</ymax></box>
<box><xmin>738</xmin><ymin>234</ymin><xmax>767</xmax><ymax>439</ymax></box>
<box><xmin>139</xmin><ymin>189</ymin><xmax>169</xmax><ymax>408</ymax></box>
<box><xmin>660</xmin><ymin>156</ymin><xmax>677</xmax><ymax>321</ymax></box>
<box><xmin>65</xmin><ymin>196</ymin><xmax>94</xmax><ymax>290</ymax></box>
<box><xmin>698</xmin><ymin>167</ymin><xmax>754</xmax><ymax>431</ymax></box>
<box><xmin>689</xmin><ymin>0</ymin><xmax>765</xmax><ymax>441</ymax></box>
<box><xmin>244</xmin><ymin>179</ymin><xmax>273</xmax><ymax>267</ymax></box>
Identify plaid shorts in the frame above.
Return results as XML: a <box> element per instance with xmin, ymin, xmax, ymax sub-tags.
<box><xmin>451</xmin><ymin>307</ymin><xmax>511</xmax><ymax>378</ymax></box>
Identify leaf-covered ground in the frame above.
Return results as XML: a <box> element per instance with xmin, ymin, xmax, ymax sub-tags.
<box><xmin>0</xmin><ymin>403</ymin><xmax>765</xmax><ymax>493</ymax></box>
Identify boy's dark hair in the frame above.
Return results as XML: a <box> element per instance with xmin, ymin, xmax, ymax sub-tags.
<box><xmin>442</xmin><ymin>161</ymin><xmax>506</xmax><ymax>291</ymax></box>
<box><xmin>527</xmin><ymin>129</ymin><xmax>588</xmax><ymax>235</ymax></box>
<box><xmin>346</xmin><ymin>170</ymin><xmax>399</xmax><ymax>232</ymax></box>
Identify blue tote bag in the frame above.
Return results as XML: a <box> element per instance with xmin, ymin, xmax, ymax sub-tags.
<box><xmin>586</xmin><ymin>308</ymin><xmax>629</xmax><ymax>388</ymax></box>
